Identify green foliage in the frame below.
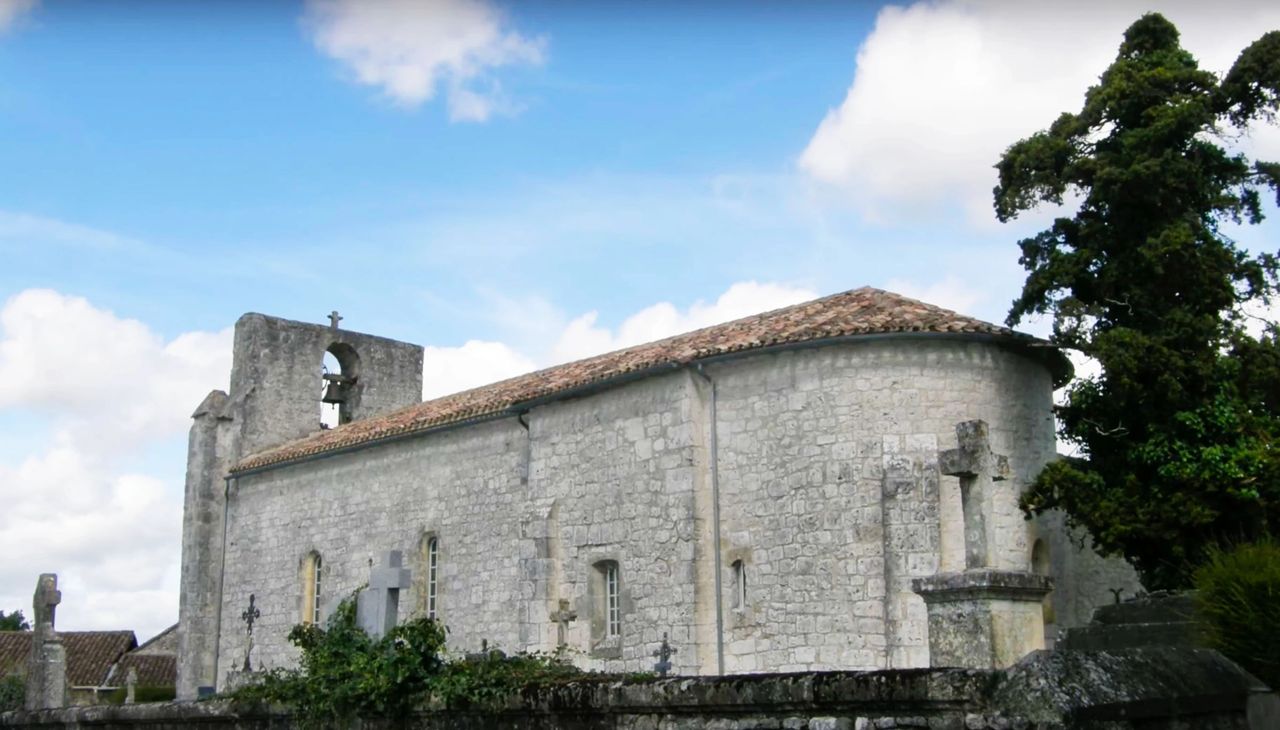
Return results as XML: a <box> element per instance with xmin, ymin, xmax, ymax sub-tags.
<box><xmin>1193</xmin><ymin>539</ymin><xmax>1280</xmax><ymax>688</ymax></box>
<box><xmin>428</xmin><ymin>647</ymin><xmax>585</xmax><ymax>708</ymax></box>
<box><xmin>0</xmin><ymin>611</ymin><xmax>30</xmax><ymax>631</ymax></box>
<box><xmin>229</xmin><ymin>595</ymin><xmax>587</xmax><ymax>727</ymax></box>
<box><xmin>995</xmin><ymin>13</ymin><xmax>1280</xmax><ymax>589</ymax></box>
<box><xmin>0</xmin><ymin>675</ymin><xmax>23</xmax><ymax>713</ymax></box>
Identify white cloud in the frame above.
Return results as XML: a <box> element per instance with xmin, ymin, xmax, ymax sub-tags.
<box><xmin>0</xmin><ymin>290</ymin><xmax>230</xmax><ymax>638</ymax></box>
<box><xmin>550</xmin><ymin>281</ymin><xmax>818</xmax><ymax>363</ymax></box>
<box><xmin>0</xmin><ymin>0</ymin><xmax>36</xmax><ymax>33</ymax></box>
<box><xmin>0</xmin><ymin>289</ymin><xmax>232</xmax><ymax>449</ymax></box>
<box><xmin>418</xmin><ymin>281</ymin><xmax>818</xmax><ymax>399</ymax></box>
<box><xmin>799</xmin><ymin>1</ymin><xmax>1280</xmax><ymax>223</ymax></box>
<box><xmin>0</xmin><ymin>210</ymin><xmax>143</xmax><ymax>251</ymax></box>
<box><xmin>303</xmin><ymin>0</ymin><xmax>544</xmax><ymax>121</ymax></box>
<box><xmin>884</xmin><ymin>275</ymin><xmax>985</xmax><ymax>320</ymax></box>
<box><xmin>422</xmin><ymin>339</ymin><xmax>536</xmax><ymax>399</ymax></box>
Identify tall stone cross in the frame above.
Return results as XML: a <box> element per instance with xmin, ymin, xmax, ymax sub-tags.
<box><xmin>32</xmin><ymin>574</ymin><xmax>60</xmax><ymax>637</ymax></box>
<box><xmin>938</xmin><ymin>420</ymin><xmax>1010</xmax><ymax>570</ymax></box>
<box><xmin>357</xmin><ymin>550</ymin><xmax>412</xmax><ymax>639</ymax></box>
<box><xmin>550</xmin><ymin>598</ymin><xmax>577</xmax><ymax>648</ymax></box>
<box><xmin>328</xmin><ymin>310</ymin><xmax>343</xmax><ymax>329</ymax></box>
<box><xmin>26</xmin><ymin>573</ymin><xmax>67</xmax><ymax>710</ymax></box>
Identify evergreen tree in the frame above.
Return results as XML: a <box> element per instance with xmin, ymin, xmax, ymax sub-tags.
<box><xmin>994</xmin><ymin>13</ymin><xmax>1280</xmax><ymax>589</ymax></box>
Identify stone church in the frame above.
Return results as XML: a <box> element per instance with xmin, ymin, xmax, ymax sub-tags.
<box><xmin>175</xmin><ymin>286</ymin><xmax>1137</xmax><ymax>699</ymax></box>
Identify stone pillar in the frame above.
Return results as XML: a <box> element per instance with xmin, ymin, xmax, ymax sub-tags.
<box><xmin>912</xmin><ymin>421</ymin><xmax>1051</xmax><ymax>669</ymax></box>
<box><xmin>25</xmin><ymin>573</ymin><xmax>67</xmax><ymax>710</ymax></box>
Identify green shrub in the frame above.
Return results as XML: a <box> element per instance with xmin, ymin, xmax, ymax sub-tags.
<box><xmin>0</xmin><ymin>674</ymin><xmax>23</xmax><ymax>712</ymax></box>
<box><xmin>1192</xmin><ymin>539</ymin><xmax>1280</xmax><ymax>689</ymax></box>
<box><xmin>229</xmin><ymin>594</ymin><xmax>588</xmax><ymax>728</ymax></box>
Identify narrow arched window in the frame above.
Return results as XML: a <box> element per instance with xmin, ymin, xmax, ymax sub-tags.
<box><xmin>731</xmin><ymin>560</ymin><xmax>747</xmax><ymax>612</ymax></box>
<box><xmin>302</xmin><ymin>552</ymin><xmax>323</xmax><ymax>624</ymax></box>
<box><xmin>426</xmin><ymin>537</ymin><xmax>439</xmax><ymax>621</ymax></box>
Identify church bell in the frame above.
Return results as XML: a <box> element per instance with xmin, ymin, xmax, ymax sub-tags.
<box><xmin>321</xmin><ymin>373</ymin><xmax>352</xmax><ymax>404</ymax></box>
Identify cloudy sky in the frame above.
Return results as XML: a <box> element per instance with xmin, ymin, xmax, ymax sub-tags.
<box><xmin>1</xmin><ymin>0</ymin><xmax>1277</xmax><ymax>640</ymax></box>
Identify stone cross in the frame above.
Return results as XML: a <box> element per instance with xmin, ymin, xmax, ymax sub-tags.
<box><xmin>240</xmin><ymin>594</ymin><xmax>260</xmax><ymax>671</ymax></box>
<box><xmin>32</xmin><ymin>573</ymin><xmax>61</xmax><ymax>636</ymax></box>
<box><xmin>26</xmin><ymin>573</ymin><xmax>67</xmax><ymax>710</ymax></box>
<box><xmin>328</xmin><ymin>310</ymin><xmax>343</xmax><ymax>329</ymax></box>
<box><xmin>124</xmin><ymin>667</ymin><xmax>138</xmax><ymax>705</ymax></box>
<box><xmin>357</xmin><ymin>550</ymin><xmax>412</xmax><ymax>639</ymax></box>
<box><xmin>550</xmin><ymin>598</ymin><xmax>577</xmax><ymax>648</ymax></box>
<box><xmin>938</xmin><ymin>420</ymin><xmax>1010</xmax><ymax>570</ymax></box>
<box><xmin>652</xmin><ymin>632</ymin><xmax>677</xmax><ymax>677</ymax></box>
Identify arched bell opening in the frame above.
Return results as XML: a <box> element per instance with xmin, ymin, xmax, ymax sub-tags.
<box><xmin>320</xmin><ymin>343</ymin><xmax>361</xmax><ymax>428</ymax></box>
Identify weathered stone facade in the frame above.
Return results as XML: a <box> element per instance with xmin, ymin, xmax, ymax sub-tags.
<box><xmin>176</xmin><ymin>290</ymin><xmax>1140</xmax><ymax>697</ymax></box>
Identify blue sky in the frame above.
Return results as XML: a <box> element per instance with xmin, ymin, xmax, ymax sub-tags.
<box><xmin>1</xmin><ymin>0</ymin><xmax>1278</xmax><ymax>638</ymax></box>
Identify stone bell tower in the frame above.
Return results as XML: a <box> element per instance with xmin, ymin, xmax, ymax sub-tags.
<box><xmin>176</xmin><ymin>311</ymin><xmax>423</xmax><ymax>699</ymax></box>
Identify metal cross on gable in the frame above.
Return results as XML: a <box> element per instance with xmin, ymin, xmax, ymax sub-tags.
<box><xmin>241</xmin><ymin>593</ymin><xmax>260</xmax><ymax>636</ymax></box>
<box><xmin>652</xmin><ymin>632</ymin><xmax>677</xmax><ymax>677</ymax></box>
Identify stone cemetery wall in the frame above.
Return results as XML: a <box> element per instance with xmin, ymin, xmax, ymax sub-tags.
<box><xmin>3</xmin><ymin>647</ymin><xmax>1274</xmax><ymax>730</ymax></box>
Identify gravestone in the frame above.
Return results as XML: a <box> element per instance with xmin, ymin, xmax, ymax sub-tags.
<box><xmin>24</xmin><ymin>573</ymin><xmax>67</xmax><ymax>710</ymax></box>
<box><xmin>357</xmin><ymin>550</ymin><xmax>412</xmax><ymax>639</ymax></box>
<box><xmin>124</xmin><ymin>667</ymin><xmax>138</xmax><ymax>705</ymax></box>
<box><xmin>913</xmin><ymin>421</ymin><xmax>1052</xmax><ymax>669</ymax></box>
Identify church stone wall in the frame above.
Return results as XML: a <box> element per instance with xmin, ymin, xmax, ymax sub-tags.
<box><xmin>211</xmin><ymin>335</ymin><xmax>1125</xmax><ymax>684</ymax></box>
<box><xmin>710</xmin><ymin>339</ymin><xmax>1058</xmax><ymax>672</ymax></box>
<box><xmin>528</xmin><ymin>371</ymin><xmax>714</xmax><ymax>675</ymax></box>
<box><xmin>217</xmin><ymin>418</ymin><xmax>527</xmax><ymax>682</ymax></box>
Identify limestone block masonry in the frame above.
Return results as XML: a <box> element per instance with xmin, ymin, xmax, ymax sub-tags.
<box><xmin>177</xmin><ymin>314</ymin><xmax>423</xmax><ymax>699</ymax></box>
<box><xmin>210</xmin><ymin>335</ymin><xmax>1129</xmax><ymax>685</ymax></box>
<box><xmin>178</xmin><ymin>294</ymin><xmax>1146</xmax><ymax>693</ymax></box>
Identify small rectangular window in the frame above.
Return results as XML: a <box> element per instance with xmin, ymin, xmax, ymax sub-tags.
<box><xmin>426</xmin><ymin>538</ymin><xmax>439</xmax><ymax>620</ymax></box>
<box><xmin>312</xmin><ymin>554</ymin><xmax>322</xmax><ymax>624</ymax></box>
<box><xmin>605</xmin><ymin>563</ymin><xmax>620</xmax><ymax>638</ymax></box>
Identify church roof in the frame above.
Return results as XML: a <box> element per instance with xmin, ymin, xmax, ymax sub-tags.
<box><xmin>234</xmin><ymin>286</ymin><xmax>1062</xmax><ymax>474</ymax></box>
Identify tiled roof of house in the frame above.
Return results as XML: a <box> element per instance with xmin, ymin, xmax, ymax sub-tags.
<box><xmin>235</xmin><ymin>286</ymin><xmax>1061</xmax><ymax>473</ymax></box>
<box><xmin>112</xmin><ymin>653</ymin><xmax>176</xmax><ymax>688</ymax></box>
<box><xmin>0</xmin><ymin>631</ymin><xmax>137</xmax><ymax>687</ymax></box>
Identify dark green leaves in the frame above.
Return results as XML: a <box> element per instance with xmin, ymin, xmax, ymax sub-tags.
<box><xmin>998</xmin><ymin>13</ymin><xmax>1280</xmax><ymax>589</ymax></box>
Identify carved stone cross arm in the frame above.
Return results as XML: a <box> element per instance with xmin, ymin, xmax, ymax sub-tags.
<box><xmin>939</xmin><ymin>420</ymin><xmax>1009</xmax><ymax>570</ymax></box>
<box><xmin>550</xmin><ymin>598</ymin><xmax>577</xmax><ymax>647</ymax></box>
<box><xmin>32</xmin><ymin>574</ymin><xmax>61</xmax><ymax>633</ymax></box>
<box><xmin>359</xmin><ymin>550</ymin><xmax>412</xmax><ymax>639</ymax></box>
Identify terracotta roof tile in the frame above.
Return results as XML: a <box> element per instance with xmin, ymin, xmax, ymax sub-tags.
<box><xmin>0</xmin><ymin>631</ymin><xmax>137</xmax><ymax>687</ymax></box>
<box><xmin>112</xmin><ymin>654</ymin><xmax>176</xmax><ymax>688</ymax></box>
<box><xmin>234</xmin><ymin>286</ymin><xmax>1056</xmax><ymax>473</ymax></box>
